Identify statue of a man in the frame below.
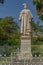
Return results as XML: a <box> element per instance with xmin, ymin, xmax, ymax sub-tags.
<box><xmin>19</xmin><ymin>3</ymin><xmax>33</xmax><ymax>35</ymax></box>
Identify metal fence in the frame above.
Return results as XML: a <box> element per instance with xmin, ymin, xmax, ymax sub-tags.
<box><xmin>0</xmin><ymin>45</ymin><xmax>43</xmax><ymax>65</ymax></box>
<box><xmin>0</xmin><ymin>53</ymin><xmax>43</xmax><ymax>65</ymax></box>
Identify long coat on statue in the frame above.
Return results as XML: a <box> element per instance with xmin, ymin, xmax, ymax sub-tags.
<box><xmin>19</xmin><ymin>9</ymin><xmax>33</xmax><ymax>35</ymax></box>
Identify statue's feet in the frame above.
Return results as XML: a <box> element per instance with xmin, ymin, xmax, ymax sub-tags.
<box><xmin>25</xmin><ymin>33</ymin><xmax>30</xmax><ymax>36</ymax></box>
<box><xmin>20</xmin><ymin>32</ymin><xmax>23</xmax><ymax>35</ymax></box>
<box><xmin>20</xmin><ymin>32</ymin><xmax>30</xmax><ymax>36</ymax></box>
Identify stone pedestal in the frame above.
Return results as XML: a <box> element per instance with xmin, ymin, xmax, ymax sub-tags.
<box><xmin>18</xmin><ymin>35</ymin><xmax>32</xmax><ymax>60</ymax></box>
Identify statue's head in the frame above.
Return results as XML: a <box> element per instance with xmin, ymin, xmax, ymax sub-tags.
<box><xmin>22</xmin><ymin>3</ymin><xmax>27</xmax><ymax>9</ymax></box>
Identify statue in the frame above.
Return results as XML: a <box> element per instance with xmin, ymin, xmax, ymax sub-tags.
<box><xmin>19</xmin><ymin>3</ymin><xmax>33</xmax><ymax>35</ymax></box>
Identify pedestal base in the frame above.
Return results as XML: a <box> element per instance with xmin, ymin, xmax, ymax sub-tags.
<box><xmin>18</xmin><ymin>35</ymin><xmax>32</xmax><ymax>60</ymax></box>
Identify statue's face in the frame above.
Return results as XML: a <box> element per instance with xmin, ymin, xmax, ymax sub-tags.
<box><xmin>22</xmin><ymin>3</ymin><xmax>27</xmax><ymax>9</ymax></box>
<box><xmin>24</xmin><ymin>5</ymin><xmax>27</xmax><ymax>9</ymax></box>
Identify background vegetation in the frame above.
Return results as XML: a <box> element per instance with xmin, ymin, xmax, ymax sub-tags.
<box><xmin>0</xmin><ymin>0</ymin><xmax>43</xmax><ymax>56</ymax></box>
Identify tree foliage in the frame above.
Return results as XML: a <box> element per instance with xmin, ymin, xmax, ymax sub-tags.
<box><xmin>0</xmin><ymin>16</ymin><xmax>20</xmax><ymax>46</ymax></box>
<box><xmin>0</xmin><ymin>0</ymin><xmax>4</xmax><ymax>4</ymax></box>
<box><xmin>31</xmin><ymin>20</ymin><xmax>43</xmax><ymax>56</ymax></box>
<box><xmin>31</xmin><ymin>20</ymin><xmax>43</xmax><ymax>45</ymax></box>
<box><xmin>33</xmin><ymin>0</ymin><xmax>43</xmax><ymax>21</ymax></box>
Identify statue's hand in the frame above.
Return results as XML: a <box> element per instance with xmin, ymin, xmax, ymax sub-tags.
<box><xmin>19</xmin><ymin>18</ymin><xmax>21</xmax><ymax>21</ymax></box>
<box><xmin>20</xmin><ymin>19</ymin><xmax>21</xmax><ymax>21</ymax></box>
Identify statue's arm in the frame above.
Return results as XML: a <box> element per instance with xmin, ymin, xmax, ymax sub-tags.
<box><xmin>19</xmin><ymin>12</ymin><xmax>22</xmax><ymax>21</ymax></box>
<box><xmin>28</xmin><ymin>10</ymin><xmax>33</xmax><ymax>18</ymax></box>
<box><xmin>19</xmin><ymin>10</ymin><xmax>24</xmax><ymax>21</ymax></box>
<box><xmin>30</xmin><ymin>11</ymin><xmax>33</xmax><ymax>19</ymax></box>
<box><xmin>28</xmin><ymin>10</ymin><xmax>33</xmax><ymax>22</ymax></box>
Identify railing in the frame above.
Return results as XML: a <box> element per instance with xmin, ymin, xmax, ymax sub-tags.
<box><xmin>0</xmin><ymin>52</ymin><xmax>43</xmax><ymax>65</ymax></box>
<box><xmin>0</xmin><ymin>45</ymin><xmax>43</xmax><ymax>65</ymax></box>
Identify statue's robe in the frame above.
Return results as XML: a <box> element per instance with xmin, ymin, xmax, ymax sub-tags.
<box><xmin>19</xmin><ymin>9</ymin><xmax>33</xmax><ymax>35</ymax></box>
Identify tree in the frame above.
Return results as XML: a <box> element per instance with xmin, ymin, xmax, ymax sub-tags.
<box><xmin>32</xmin><ymin>0</ymin><xmax>43</xmax><ymax>45</ymax></box>
<box><xmin>31</xmin><ymin>19</ymin><xmax>43</xmax><ymax>44</ymax></box>
<box><xmin>0</xmin><ymin>16</ymin><xmax>20</xmax><ymax>46</ymax></box>
<box><xmin>0</xmin><ymin>16</ymin><xmax>20</xmax><ymax>56</ymax></box>
<box><xmin>32</xmin><ymin>0</ymin><xmax>43</xmax><ymax>55</ymax></box>
<box><xmin>31</xmin><ymin>19</ymin><xmax>43</xmax><ymax>56</ymax></box>
<box><xmin>0</xmin><ymin>0</ymin><xmax>4</xmax><ymax>4</ymax></box>
<box><xmin>33</xmin><ymin>0</ymin><xmax>43</xmax><ymax>21</ymax></box>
